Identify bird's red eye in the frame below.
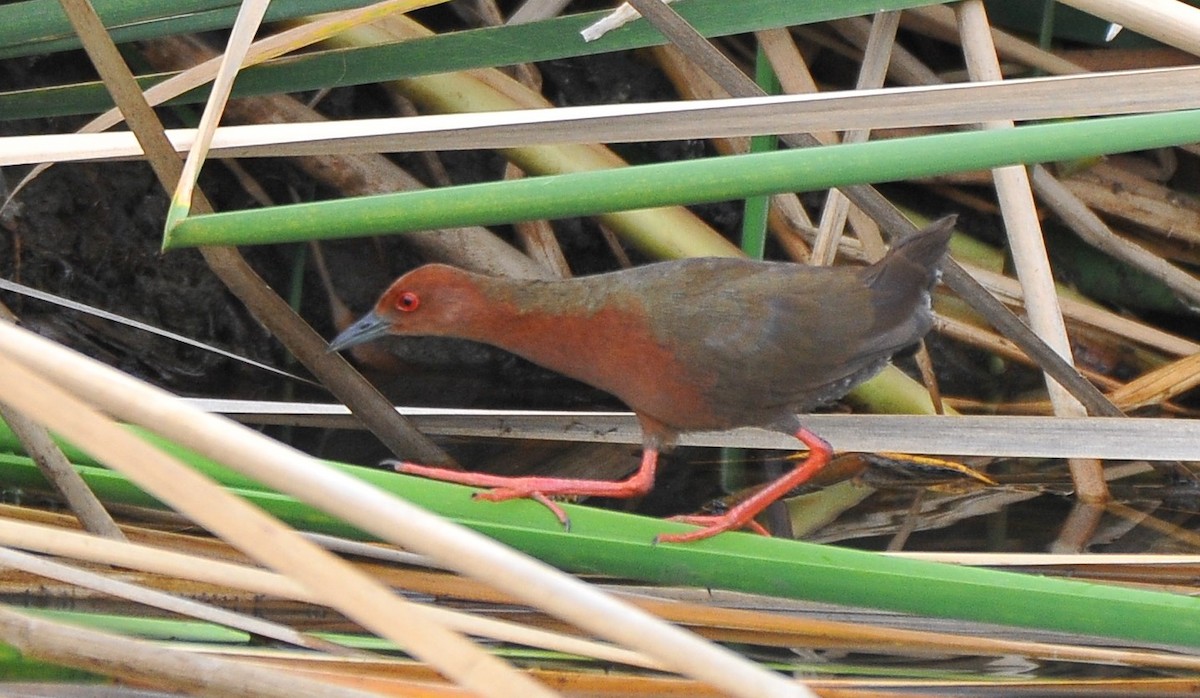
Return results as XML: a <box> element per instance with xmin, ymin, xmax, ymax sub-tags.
<box><xmin>395</xmin><ymin>291</ymin><xmax>420</xmax><ymax>312</ymax></box>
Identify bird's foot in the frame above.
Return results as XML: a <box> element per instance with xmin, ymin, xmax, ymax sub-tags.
<box><xmin>474</xmin><ymin>488</ymin><xmax>572</xmax><ymax>530</ymax></box>
<box><xmin>388</xmin><ymin>453</ymin><xmax>660</xmax><ymax>532</ymax></box>
<box><xmin>656</xmin><ymin>514</ymin><xmax>771</xmax><ymax>544</ymax></box>
<box><xmin>655</xmin><ymin>426</ymin><xmax>832</xmax><ymax>545</ymax></box>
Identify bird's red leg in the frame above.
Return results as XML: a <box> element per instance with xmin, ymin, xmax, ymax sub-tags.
<box><xmin>390</xmin><ymin>448</ymin><xmax>660</xmax><ymax>530</ymax></box>
<box><xmin>656</xmin><ymin>427</ymin><xmax>831</xmax><ymax>544</ymax></box>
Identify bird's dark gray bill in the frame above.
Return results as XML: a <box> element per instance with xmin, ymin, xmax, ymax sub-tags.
<box><xmin>328</xmin><ymin>311</ymin><xmax>390</xmax><ymax>352</ymax></box>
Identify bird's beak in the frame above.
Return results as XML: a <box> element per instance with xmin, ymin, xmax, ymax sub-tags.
<box><xmin>328</xmin><ymin>311</ymin><xmax>391</xmax><ymax>352</ymax></box>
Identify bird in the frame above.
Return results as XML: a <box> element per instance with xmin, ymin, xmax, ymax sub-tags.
<box><xmin>330</xmin><ymin>215</ymin><xmax>955</xmax><ymax>543</ymax></box>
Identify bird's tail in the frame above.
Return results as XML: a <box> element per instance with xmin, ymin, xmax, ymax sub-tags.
<box><xmin>860</xmin><ymin>215</ymin><xmax>955</xmax><ymax>295</ymax></box>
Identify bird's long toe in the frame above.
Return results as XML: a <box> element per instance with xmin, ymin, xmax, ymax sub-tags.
<box><xmin>475</xmin><ymin>488</ymin><xmax>571</xmax><ymax>530</ymax></box>
<box><xmin>656</xmin><ymin>514</ymin><xmax>771</xmax><ymax>544</ymax></box>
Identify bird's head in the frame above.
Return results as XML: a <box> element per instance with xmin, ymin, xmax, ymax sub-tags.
<box><xmin>328</xmin><ymin>264</ymin><xmax>476</xmax><ymax>352</ymax></box>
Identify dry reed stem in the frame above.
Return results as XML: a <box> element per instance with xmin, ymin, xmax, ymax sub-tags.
<box><xmin>1058</xmin><ymin>0</ymin><xmax>1200</xmax><ymax>56</ymax></box>
<box><xmin>957</xmin><ymin>1</ymin><xmax>1108</xmax><ymax>498</ymax></box>
<box><xmin>0</xmin><ymin>405</ymin><xmax>122</xmax><ymax>539</ymax></box>
<box><xmin>811</xmin><ymin>11</ymin><xmax>900</xmax><ymax>266</ymax></box>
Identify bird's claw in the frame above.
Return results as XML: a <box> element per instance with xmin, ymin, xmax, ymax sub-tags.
<box><xmin>388</xmin><ymin>461</ymin><xmax>574</xmax><ymax>530</ymax></box>
<box><xmin>474</xmin><ymin>488</ymin><xmax>571</xmax><ymax>531</ymax></box>
<box><xmin>654</xmin><ymin>514</ymin><xmax>771</xmax><ymax>544</ymax></box>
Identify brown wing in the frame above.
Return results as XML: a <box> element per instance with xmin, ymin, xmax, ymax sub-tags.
<box><xmin>636</xmin><ymin>260</ymin><xmax>882</xmax><ymax>427</ymax></box>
